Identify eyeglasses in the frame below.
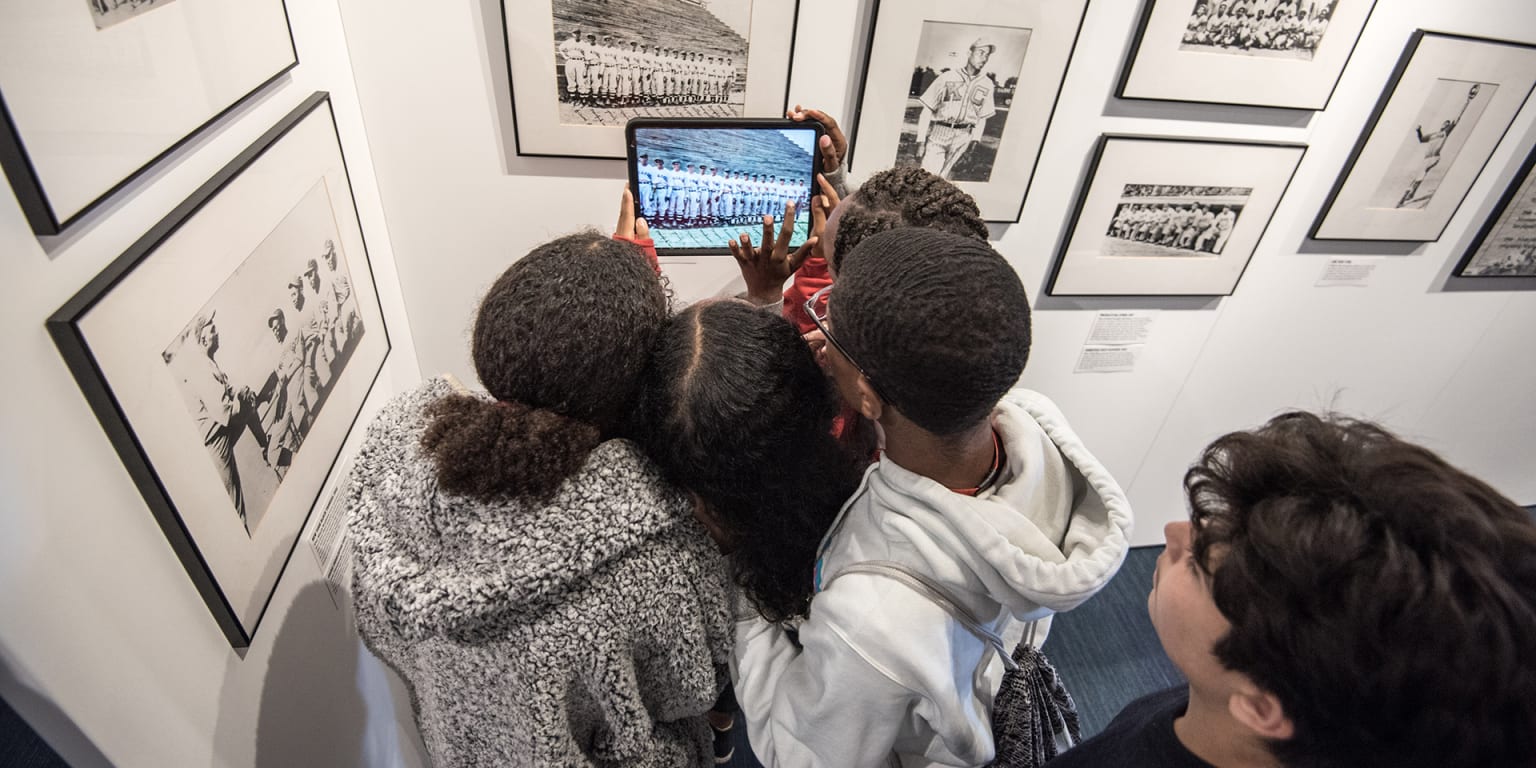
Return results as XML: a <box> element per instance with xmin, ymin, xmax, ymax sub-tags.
<box><xmin>804</xmin><ymin>284</ymin><xmax>897</xmax><ymax>407</ymax></box>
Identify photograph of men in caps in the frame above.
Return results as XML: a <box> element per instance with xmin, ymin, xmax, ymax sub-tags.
<box><xmin>160</xmin><ymin>183</ymin><xmax>369</xmax><ymax>537</ymax></box>
<box><xmin>896</xmin><ymin>22</ymin><xmax>1031</xmax><ymax>182</ymax></box>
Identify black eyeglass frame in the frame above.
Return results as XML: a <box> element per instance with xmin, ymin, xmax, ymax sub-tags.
<box><xmin>804</xmin><ymin>284</ymin><xmax>899</xmax><ymax>407</ymax></box>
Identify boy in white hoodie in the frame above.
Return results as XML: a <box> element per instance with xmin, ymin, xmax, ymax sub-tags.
<box><xmin>732</xmin><ymin>228</ymin><xmax>1134</xmax><ymax>767</ymax></box>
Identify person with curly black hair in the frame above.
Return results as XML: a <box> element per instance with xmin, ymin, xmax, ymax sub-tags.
<box><xmin>347</xmin><ymin>214</ymin><xmax>734</xmax><ymax>767</ymax></box>
<box><xmin>632</xmin><ymin>300</ymin><xmax>866</xmax><ymax>624</ymax></box>
<box><xmin>733</xmin><ymin>228</ymin><xmax>1133</xmax><ymax>767</ymax></box>
<box><xmin>1051</xmin><ymin>411</ymin><xmax>1536</xmax><ymax>768</ymax></box>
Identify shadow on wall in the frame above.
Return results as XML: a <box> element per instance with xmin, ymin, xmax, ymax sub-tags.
<box><xmin>0</xmin><ymin>654</ymin><xmax>112</xmax><ymax>768</ymax></box>
<box><xmin>212</xmin><ymin>582</ymin><xmax>367</xmax><ymax>766</ymax></box>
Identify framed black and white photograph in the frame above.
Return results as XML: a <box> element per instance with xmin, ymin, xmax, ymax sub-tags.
<box><xmin>1118</xmin><ymin>0</ymin><xmax>1376</xmax><ymax>110</ymax></box>
<box><xmin>1312</xmin><ymin>32</ymin><xmax>1536</xmax><ymax>241</ymax></box>
<box><xmin>1454</xmin><ymin>145</ymin><xmax>1536</xmax><ymax>277</ymax></box>
<box><xmin>847</xmin><ymin>0</ymin><xmax>1088</xmax><ymax>221</ymax></box>
<box><xmin>503</xmin><ymin>0</ymin><xmax>799</xmax><ymax>158</ymax></box>
<box><xmin>0</xmin><ymin>0</ymin><xmax>297</xmax><ymax>235</ymax></box>
<box><xmin>49</xmin><ymin>93</ymin><xmax>391</xmax><ymax>649</ymax></box>
<box><xmin>1047</xmin><ymin>135</ymin><xmax>1306</xmax><ymax>296</ymax></box>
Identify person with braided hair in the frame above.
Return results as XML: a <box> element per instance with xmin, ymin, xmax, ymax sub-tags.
<box><xmin>347</xmin><ymin>194</ymin><xmax>734</xmax><ymax>767</ymax></box>
<box><xmin>732</xmin><ymin>228</ymin><xmax>1132</xmax><ymax>767</ymax></box>
<box><xmin>631</xmin><ymin>300</ymin><xmax>868</xmax><ymax>763</ymax></box>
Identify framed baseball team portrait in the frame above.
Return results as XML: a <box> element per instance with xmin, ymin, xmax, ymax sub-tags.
<box><xmin>1312</xmin><ymin>31</ymin><xmax>1536</xmax><ymax>242</ymax></box>
<box><xmin>846</xmin><ymin>0</ymin><xmax>1090</xmax><ymax>222</ymax></box>
<box><xmin>1118</xmin><ymin>0</ymin><xmax>1377</xmax><ymax>110</ymax></box>
<box><xmin>0</xmin><ymin>0</ymin><xmax>297</xmax><ymax>236</ymax></box>
<box><xmin>49</xmin><ymin>93</ymin><xmax>391</xmax><ymax>649</ymax></box>
<box><xmin>502</xmin><ymin>0</ymin><xmax>800</xmax><ymax>159</ymax></box>
<box><xmin>1046</xmin><ymin>135</ymin><xmax>1306</xmax><ymax>297</ymax></box>
<box><xmin>1453</xmin><ymin>143</ymin><xmax>1536</xmax><ymax>278</ymax></box>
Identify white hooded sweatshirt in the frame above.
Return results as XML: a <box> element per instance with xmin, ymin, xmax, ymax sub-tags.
<box><xmin>732</xmin><ymin>389</ymin><xmax>1133</xmax><ymax>767</ymax></box>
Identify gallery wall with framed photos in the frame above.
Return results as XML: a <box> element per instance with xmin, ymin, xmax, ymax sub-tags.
<box><xmin>846</xmin><ymin>0</ymin><xmax>1089</xmax><ymax>222</ymax></box>
<box><xmin>1312</xmin><ymin>31</ymin><xmax>1536</xmax><ymax>241</ymax></box>
<box><xmin>0</xmin><ymin>0</ymin><xmax>426</xmax><ymax>762</ymax></box>
<box><xmin>49</xmin><ymin>92</ymin><xmax>391</xmax><ymax>649</ymax></box>
<box><xmin>6</xmin><ymin>0</ymin><xmax>1536</xmax><ymax>766</ymax></box>
<box><xmin>1118</xmin><ymin>0</ymin><xmax>1378</xmax><ymax>109</ymax></box>
<box><xmin>0</xmin><ymin>0</ymin><xmax>297</xmax><ymax>235</ymax></box>
<box><xmin>503</xmin><ymin>0</ymin><xmax>800</xmax><ymax>158</ymax></box>
<box><xmin>1047</xmin><ymin>135</ymin><xmax>1306</xmax><ymax>296</ymax></box>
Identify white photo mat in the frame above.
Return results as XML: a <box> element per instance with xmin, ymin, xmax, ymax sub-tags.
<box><xmin>1119</xmin><ymin>0</ymin><xmax>1376</xmax><ymax>109</ymax></box>
<box><xmin>0</xmin><ymin>0</ymin><xmax>296</xmax><ymax>234</ymax></box>
<box><xmin>847</xmin><ymin>0</ymin><xmax>1088</xmax><ymax>222</ymax></box>
<box><xmin>1312</xmin><ymin>32</ymin><xmax>1536</xmax><ymax>241</ymax></box>
<box><xmin>50</xmin><ymin>94</ymin><xmax>389</xmax><ymax>648</ymax></box>
<box><xmin>502</xmin><ymin>0</ymin><xmax>799</xmax><ymax>158</ymax></box>
<box><xmin>1047</xmin><ymin>136</ymin><xmax>1305</xmax><ymax>296</ymax></box>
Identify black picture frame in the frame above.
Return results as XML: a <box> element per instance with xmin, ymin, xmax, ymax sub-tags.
<box><xmin>1311</xmin><ymin>31</ymin><xmax>1536</xmax><ymax>242</ymax></box>
<box><xmin>48</xmin><ymin>93</ymin><xmax>391</xmax><ymax>649</ymax></box>
<box><xmin>1115</xmin><ymin>0</ymin><xmax>1378</xmax><ymax>111</ymax></box>
<box><xmin>1046</xmin><ymin>134</ymin><xmax>1307</xmax><ymax>297</ymax></box>
<box><xmin>1452</xmin><ymin>144</ymin><xmax>1536</xmax><ymax>278</ymax></box>
<box><xmin>0</xmin><ymin>0</ymin><xmax>298</xmax><ymax>236</ymax></box>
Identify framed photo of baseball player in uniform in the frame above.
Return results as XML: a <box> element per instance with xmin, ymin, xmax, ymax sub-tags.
<box><xmin>48</xmin><ymin>93</ymin><xmax>392</xmax><ymax>649</ymax></box>
<box><xmin>1313</xmin><ymin>32</ymin><xmax>1536</xmax><ymax>242</ymax></box>
<box><xmin>0</xmin><ymin>0</ymin><xmax>296</xmax><ymax>236</ymax></box>
<box><xmin>1046</xmin><ymin>135</ymin><xmax>1306</xmax><ymax>296</ymax></box>
<box><xmin>1118</xmin><ymin>0</ymin><xmax>1378</xmax><ymax>110</ymax></box>
<box><xmin>847</xmin><ymin>0</ymin><xmax>1089</xmax><ymax>222</ymax></box>
<box><xmin>503</xmin><ymin>0</ymin><xmax>800</xmax><ymax>159</ymax></box>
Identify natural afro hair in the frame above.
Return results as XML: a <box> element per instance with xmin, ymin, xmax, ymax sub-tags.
<box><xmin>833</xmin><ymin>227</ymin><xmax>1030</xmax><ymax>436</ymax></box>
<box><xmin>830</xmin><ymin>166</ymin><xmax>988</xmax><ymax>273</ymax></box>
<box><xmin>630</xmin><ymin>301</ymin><xmax>864</xmax><ymax>621</ymax></box>
<box><xmin>421</xmin><ymin>230</ymin><xmax>667</xmax><ymax>501</ymax></box>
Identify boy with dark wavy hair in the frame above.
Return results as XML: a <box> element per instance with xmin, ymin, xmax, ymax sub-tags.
<box><xmin>1051</xmin><ymin>411</ymin><xmax>1536</xmax><ymax>768</ymax></box>
<box><xmin>732</xmin><ymin>227</ymin><xmax>1133</xmax><ymax>766</ymax></box>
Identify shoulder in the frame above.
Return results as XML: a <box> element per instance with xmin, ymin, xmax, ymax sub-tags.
<box><xmin>1050</xmin><ymin>687</ymin><xmax>1203</xmax><ymax>768</ymax></box>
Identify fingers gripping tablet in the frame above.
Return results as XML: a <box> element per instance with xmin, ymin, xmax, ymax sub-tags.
<box><xmin>627</xmin><ymin>118</ymin><xmax>824</xmax><ymax>256</ymax></box>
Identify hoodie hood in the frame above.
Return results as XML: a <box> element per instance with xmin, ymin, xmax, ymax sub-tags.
<box><xmin>348</xmin><ymin>377</ymin><xmax>695</xmax><ymax>642</ymax></box>
<box><xmin>829</xmin><ymin>388</ymin><xmax>1133</xmax><ymax>619</ymax></box>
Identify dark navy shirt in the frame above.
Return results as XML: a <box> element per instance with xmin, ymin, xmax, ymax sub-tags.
<box><xmin>1048</xmin><ymin>687</ymin><xmax>1215</xmax><ymax>768</ymax></box>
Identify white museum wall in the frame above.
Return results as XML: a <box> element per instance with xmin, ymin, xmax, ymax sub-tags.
<box><xmin>0</xmin><ymin>1</ymin><xmax>428</xmax><ymax>767</ymax></box>
<box><xmin>339</xmin><ymin>0</ymin><xmax>1535</xmax><ymax>552</ymax></box>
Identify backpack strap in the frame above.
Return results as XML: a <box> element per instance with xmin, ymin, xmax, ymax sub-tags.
<box><xmin>833</xmin><ymin>561</ymin><xmax>1020</xmax><ymax>673</ymax></box>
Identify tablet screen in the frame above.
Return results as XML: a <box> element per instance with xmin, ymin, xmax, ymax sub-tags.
<box><xmin>632</xmin><ymin>125</ymin><xmax>817</xmax><ymax>253</ymax></box>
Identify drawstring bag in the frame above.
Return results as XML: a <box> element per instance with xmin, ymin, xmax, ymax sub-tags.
<box><xmin>835</xmin><ymin>562</ymin><xmax>1082</xmax><ymax>768</ymax></box>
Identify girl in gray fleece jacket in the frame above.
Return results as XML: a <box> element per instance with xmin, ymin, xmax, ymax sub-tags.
<box><xmin>348</xmin><ymin>232</ymin><xmax>733</xmax><ymax>767</ymax></box>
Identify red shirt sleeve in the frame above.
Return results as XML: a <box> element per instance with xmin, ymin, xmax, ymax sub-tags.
<box><xmin>612</xmin><ymin>234</ymin><xmax>660</xmax><ymax>274</ymax></box>
<box><xmin>781</xmin><ymin>254</ymin><xmax>832</xmax><ymax>334</ymax></box>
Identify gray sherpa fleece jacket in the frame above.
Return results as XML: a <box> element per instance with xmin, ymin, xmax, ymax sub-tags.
<box><xmin>348</xmin><ymin>377</ymin><xmax>734</xmax><ymax>767</ymax></box>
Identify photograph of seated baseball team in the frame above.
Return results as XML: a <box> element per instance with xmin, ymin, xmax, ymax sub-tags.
<box><xmin>550</xmin><ymin>0</ymin><xmax>752</xmax><ymax>127</ymax></box>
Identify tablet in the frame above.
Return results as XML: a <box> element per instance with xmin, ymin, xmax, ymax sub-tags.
<box><xmin>626</xmin><ymin>118</ymin><xmax>823</xmax><ymax>255</ymax></box>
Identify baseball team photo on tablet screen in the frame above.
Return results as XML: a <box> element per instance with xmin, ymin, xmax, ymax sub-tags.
<box><xmin>627</xmin><ymin>118</ymin><xmax>822</xmax><ymax>254</ymax></box>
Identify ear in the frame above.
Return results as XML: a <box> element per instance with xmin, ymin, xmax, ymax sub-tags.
<box><xmin>853</xmin><ymin>375</ymin><xmax>884</xmax><ymax>423</ymax></box>
<box><xmin>1228</xmin><ymin>683</ymin><xmax>1294</xmax><ymax>741</ymax></box>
